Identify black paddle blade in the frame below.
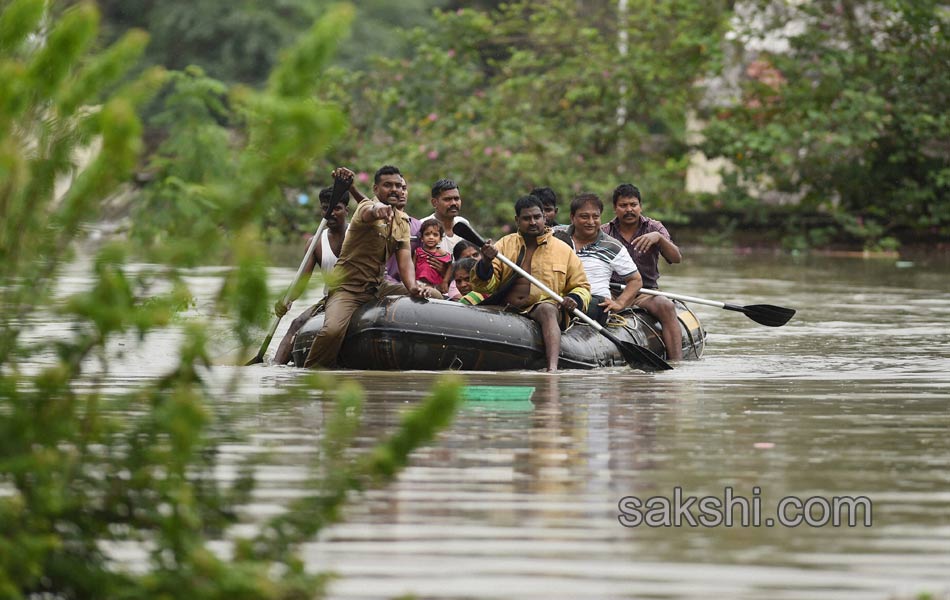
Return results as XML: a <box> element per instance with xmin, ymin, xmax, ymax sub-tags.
<box><xmin>453</xmin><ymin>221</ymin><xmax>486</xmax><ymax>246</ymax></box>
<box><xmin>244</xmin><ymin>354</ymin><xmax>265</xmax><ymax>366</ymax></box>
<box><xmin>727</xmin><ymin>303</ymin><xmax>796</xmax><ymax>327</ymax></box>
<box><xmin>601</xmin><ymin>328</ymin><xmax>673</xmax><ymax>372</ymax></box>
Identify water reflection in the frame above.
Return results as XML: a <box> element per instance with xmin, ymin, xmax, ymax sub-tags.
<box><xmin>42</xmin><ymin>252</ymin><xmax>950</xmax><ymax>598</ymax></box>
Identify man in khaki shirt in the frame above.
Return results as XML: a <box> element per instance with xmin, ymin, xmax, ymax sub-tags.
<box><xmin>305</xmin><ymin>165</ymin><xmax>435</xmax><ymax>368</ymax></box>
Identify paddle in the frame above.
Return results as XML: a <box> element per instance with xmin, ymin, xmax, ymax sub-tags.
<box><xmin>453</xmin><ymin>222</ymin><xmax>673</xmax><ymax>372</ymax></box>
<box><xmin>245</xmin><ymin>175</ymin><xmax>350</xmax><ymax>365</ymax></box>
<box><xmin>608</xmin><ymin>283</ymin><xmax>795</xmax><ymax>327</ymax></box>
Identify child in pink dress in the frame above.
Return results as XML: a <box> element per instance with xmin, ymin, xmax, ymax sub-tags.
<box><xmin>415</xmin><ymin>219</ymin><xmax>454</xmax><ymax>294</ymax></box>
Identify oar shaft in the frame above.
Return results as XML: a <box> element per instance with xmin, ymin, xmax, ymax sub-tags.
<box><xmin>637</xmin><ymin>287</ymin><xmax>725</xmax><ymax>309</ymax></box>
<box><xmin>494</xmin><ymin>254</ymin><xmax>603</xmax><ymax>332</ymax></box>
<box><xmin>282</xmin><ymin>219</ymin><xmax>326</xmax><ymax>304</ymax></box>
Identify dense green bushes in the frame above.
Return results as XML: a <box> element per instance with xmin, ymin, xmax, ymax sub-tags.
<box><xmin>0</xmin><ymin>2</ymin><xmax>460</xmax><ymax>597</ymax></box>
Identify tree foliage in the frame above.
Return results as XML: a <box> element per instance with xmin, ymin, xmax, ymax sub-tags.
<box><xmin>95</xmin><ymin>0</ymin><xmax>450</xmax><ymax>85</ymax></box>
<box><xmin>0</xmin><ymin>1</ymin><xmax>461</xmax><ymax>597</ymax></box>
<box><xmin>700</xmin><ymin>0</ymin><xmax>950</xmax><ymax>248</ymax></box>
<box><xmin>313</xmin><ymin>0</ymin><xmax>730</xmax><ymax>230</ymax></box>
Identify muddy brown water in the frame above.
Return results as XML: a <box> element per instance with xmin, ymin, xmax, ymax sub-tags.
<box><xmin>41</xmin><ymin>251</ymin><xmax>950</xmax><ymax>599</ymax></box>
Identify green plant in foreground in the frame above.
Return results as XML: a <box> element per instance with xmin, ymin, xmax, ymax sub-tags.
<box><xmin>0</xmin><ymin>1</ymin><xmax>461</xmax><ymax>598</ymax></box>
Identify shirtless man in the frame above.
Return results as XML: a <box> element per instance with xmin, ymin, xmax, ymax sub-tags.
<box><xmin>272</xmin><ymin>185</ymin><xmax>350</xmax><ymax>365</ymax></box>
<box><xmin>471</xmin><ymin>195</ymin><xmax>591</xmax><ymax>372</ymax></box>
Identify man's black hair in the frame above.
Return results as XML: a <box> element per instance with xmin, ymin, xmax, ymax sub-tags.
<box><xmin>612</xmin><ymin>183</ymin><xmax>641</xmax><ymax>205</ymax></box>
<box><xmin>374</xmin><ymin>165</ymin><xmax>402</xmax><ymax>184</ymax></box>
<box><xmin>514</xmin><ymin>194</ymin><xmax>544</xmax><ymax>216</ymax></box>
<box><xmin>530</xmin><ymin>186</ymin><xmax>558</xmax><ymax>208</ymax></box>
<box><xmin>431</xmin><ymin>178</ymin><xmax>458</xmax><ymax>198</ymax></box>
<box><xmin>570</xmin><ymin>192</ymin><xmax>604</xmax><ymax>216</ymax></box>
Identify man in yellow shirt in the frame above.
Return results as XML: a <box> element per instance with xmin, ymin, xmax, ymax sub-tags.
<box><xmin>304</xmin><ymin>165</ymin><xmax>436</xmax><ymax>368</ymax></box>
<box><xmin>471</xmin><ymin>195</ymin><xmax>591</xmax><ymax>372</ymax></box>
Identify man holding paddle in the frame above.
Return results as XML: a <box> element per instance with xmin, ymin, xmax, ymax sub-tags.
<box><xmin>471</xmin><ymin>195</ymin><xmax>591</xmax><ymax>372</ymax></box>
<box><xmin>602</xmin><ymin>183</ymin><xmax>684</xmax><ymax>360</ymax></box>
<box><xmin>303</xmin><ymin>165</ymin><xmax>438</xmax><ymax>369</ymax></box>
<box><xmin>271</xmin><ymin>184</ymin><xmax>351</xmax><ymax>365</ymax></box>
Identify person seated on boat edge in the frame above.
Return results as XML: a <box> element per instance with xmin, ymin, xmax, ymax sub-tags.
<box><xmin>602</xmin><ymin>183</ymin><xmax>683</xmax><ymax>360</ymax></box>
<box><xmin>451</xmin><ymin>257</ymin><xmax>485</xmax><ymax>306</ymax></box>
<box><xmin>471</xmin><ymin>194</ymin><xmax>591</xmax><ymax>372</ymax></box>
<box><xmin>530</xmin><ymin>186</ymin><xmax>561</xmax><ymax>228</ymax></box>
<box><xmin>443</xmin><ymin>240</ymin><xmax>481</xmax><ymax>300</ymax></box>
<box><xmin>303</xmin><ymin>165</ymin><xmax>440</xmax><ymax>369</ymax></box>
<box><xmin>415</xmin><ymin>218</ymin><xmax>454</xmax><ymax>294</ymax></box>
<box><xmin>272</xmin><ymin>181</ymin><xmax>352</xmax><ymax>365</ymax></box>
<box><xmin>553</xmin><ymin>192</ymin><xmax>643</xmax><ymax>326</ymax></box>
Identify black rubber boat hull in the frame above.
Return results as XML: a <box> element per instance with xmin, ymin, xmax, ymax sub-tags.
<box><xmin>290</xmin><ymin>296</ymin><xmax>705</xmax><ymax>371</ymax></box>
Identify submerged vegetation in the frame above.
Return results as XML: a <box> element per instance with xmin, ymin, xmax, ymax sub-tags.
<box><xmin>0</xmin><ymin>1</ymin><xmax>460</xmax><ymax>597</ymax></box>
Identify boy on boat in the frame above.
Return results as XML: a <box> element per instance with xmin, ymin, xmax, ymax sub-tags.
<box><xmin>531</xmin><ymin>186</ymin><xmax>561</xmax><ymax>227</ymax></box>
<box><xmin>471</xmin><ymin>195</ymin><xmax>591</xmax><ymax>372</ymax></box>
<box><xmin>601</xmin><ymin>183</ymin><xmax>683</xmax><ymax>360</ymax></box>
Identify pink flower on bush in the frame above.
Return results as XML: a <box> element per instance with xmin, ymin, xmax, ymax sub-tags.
<box><xmin>427</xmin><ymin>112</ymin><xmax>438</xmax><ymax>122</ymax></box>
<box><xmin>501</xmin><ymin>224</ymin><xmax>512</xmax><ymax>233</ymax></box>
<box><xmin>448</xmin><ymin>49</ymin><xmax>456</xmax><ymax>58</ymax></box>
<box><xmin>484</xmin><ymin>147</ymin><xmax>493</xmax><ymax>156</ymax></box>
<box><xmin>357</xmin><ymin>172</ymin><xmax>370</xmax><ymax>184</ymax></box>
<box><xmin>427</xmin><ymin>150</ymin><xmax>439</xmax><ymax>160</ymax></box>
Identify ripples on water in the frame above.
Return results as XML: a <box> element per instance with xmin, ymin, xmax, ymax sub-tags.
<box><xmin>49</xmin><ymin>253</ymin><xmax>950</xmax><ymax>598</ymax></box>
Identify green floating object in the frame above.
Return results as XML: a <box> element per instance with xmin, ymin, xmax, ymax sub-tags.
<box><xmin>462</xmin><ymin>386</ymin><xmax>535</xmax><ymax>410</ymax></box>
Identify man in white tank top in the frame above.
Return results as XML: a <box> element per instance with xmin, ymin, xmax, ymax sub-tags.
<box><xmin>272</xmin><ymin>185</ymin><xmax>350</xmax><ymax>365</ymax></box>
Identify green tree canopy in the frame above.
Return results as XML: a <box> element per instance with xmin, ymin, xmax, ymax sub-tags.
<box><xmin>314</xmin><ymin>0</ymin><xmax>730</xmax><ymax>230</ymax></box>
<box><xmin>700</xmin><ymin>0</ymin><xmax>950</xmax><ymax>248</ymax></box>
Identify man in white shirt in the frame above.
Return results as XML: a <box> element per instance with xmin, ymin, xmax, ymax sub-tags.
<box><xmin>424</xmin><ymin>178</ymin><xmax>470</xmax><ymax>255</ymax></box>
<box><xmin>553</xmin><ymin>193</ymin><xmax>642</xmax><ymax>325</ymax></box>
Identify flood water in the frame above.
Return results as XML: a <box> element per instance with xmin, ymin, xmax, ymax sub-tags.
<box><xmin>49</xmin><ymin>251</ymin><xmax>950</xmax><ymax>598</ymax></box>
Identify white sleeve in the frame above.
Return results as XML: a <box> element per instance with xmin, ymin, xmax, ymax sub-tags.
<box><xmin>613</xmin><ymin>246</ymin><xmax>638</xmax><ymax>278</ymax></box>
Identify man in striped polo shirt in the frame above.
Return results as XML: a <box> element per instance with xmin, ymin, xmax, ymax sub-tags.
<box><xmin>553</xmin><ymin>193</ymin><xmax>642</xmax><ymax>325</ymax></box>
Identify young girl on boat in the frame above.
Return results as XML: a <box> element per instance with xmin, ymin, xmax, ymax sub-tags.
<box><xmin>415</xmin><ymin>219</ymin><xmax>454</xmax><ymax>294</ymax></box>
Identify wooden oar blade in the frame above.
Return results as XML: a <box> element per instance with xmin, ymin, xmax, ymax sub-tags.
<box><xmin>245</xmin><ymin>354</ymin><xmax>265</xmax><ymax>366</ymax></box>
<box><xmin>736</xmin><ymin>304</ymin><xmax>796</xmax><ymax>327</ymax></box>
